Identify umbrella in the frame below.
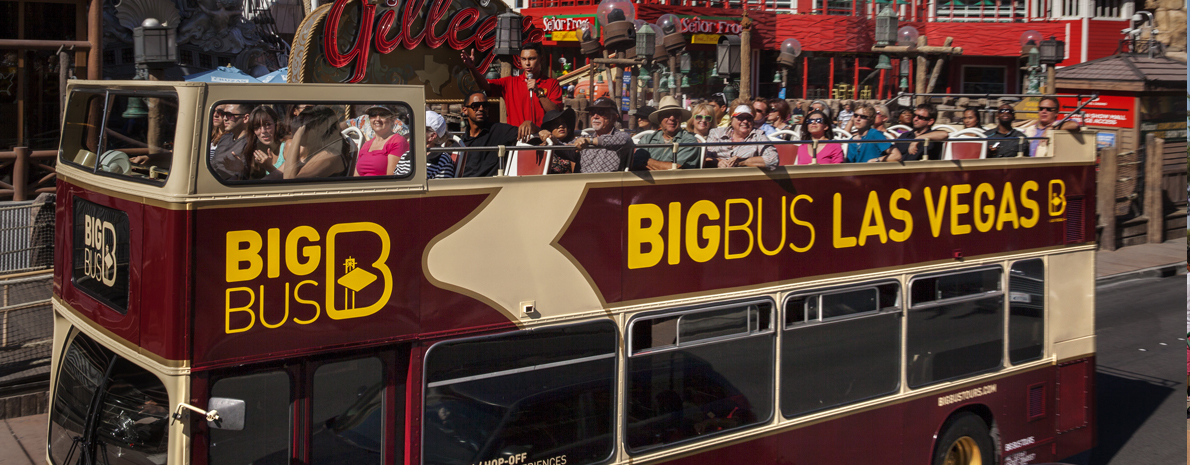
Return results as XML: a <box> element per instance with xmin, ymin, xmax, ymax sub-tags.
<box><xmin>258</xmin><ymin>67</ymin><xmax>289</xmax><ymax>83</ymax></box>
<box><xmin>184</xmin><ymin>66</ymin><xmax>261</xmax><ymax>83</ymax></box>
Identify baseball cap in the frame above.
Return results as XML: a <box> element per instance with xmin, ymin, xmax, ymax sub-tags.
<box><xmin>731</xmin><ymin>105</ymin><xmax>753</xmax><ymax>118</ymax></box>
<box><xmin>425</xmin><ymin>110</ymin><xmax>447</xmax><ymax>137</ymax></box>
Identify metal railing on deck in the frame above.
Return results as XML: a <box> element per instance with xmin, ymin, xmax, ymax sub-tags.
<box><xmin>0</xmin><ymin>147</ymin><xmax>57</xmax><ymax>202</ymax></box>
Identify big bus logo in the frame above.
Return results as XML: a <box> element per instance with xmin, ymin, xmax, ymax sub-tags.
<box><xmin>82</xmin><ymin>215</ymin><xmax>118</xmax><ymax>287</ymax></box>
<box><xmin>224</xmin><ymin>222</ymin><xmax>393</xmax><ymax>334</ymax></box>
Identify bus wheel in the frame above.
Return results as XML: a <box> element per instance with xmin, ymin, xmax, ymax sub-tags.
<box><xmin>932</xmin><ymin>412</ymin><xmax>994</xmax><ymax>465</ymax></box>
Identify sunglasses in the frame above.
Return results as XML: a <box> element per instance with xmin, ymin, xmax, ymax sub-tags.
<box><xmin>218</xmin><ymin>110</ymin><xmax>246</xmax><ymax>118</ymax></box>
<box><xmin>1038</xmin><ymin>106</ymin><xmax>1058</xmax><ymax>112</ymax></box>
<box><xmin>694</xmin><ymin>115</ymin><xmax>714</xmax><ymax>121</ymax></box>
<box><xmin>854</xmin><ymin>114</ymin><xmax>871</xmax><ymax>120</ymax></box>
<box><xmin>806</xmin><ymin>118</ymin><xmax>825</xmax><ymax>124</ymax></box>
<box><xmin>913</xmin><ymin>114</ymin><xmax>931</xmax><ymax>120</ymax></box>
<box><xmin>998</xmin><ymin>108</ymin><xmax>1015</xmax><ymax>114</ymax></box>
<box><xmin>466</xmin><ymin>102</ymin><xmax>487</xmax><ymax>110</ymax></box>
<box><xmin>733</xmin><ymin>115</ymin><xmax>753</xmax><ymax>121</ymax></box>
<box><xmin>768</xmin><ymin>109</ymin><xmax>779</xmax><ymax>113</ymax></box>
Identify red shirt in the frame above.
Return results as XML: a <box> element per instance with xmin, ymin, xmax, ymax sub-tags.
<box><xmin>487</xmin><ymin>73</ymin><xmax>563</xmax><ymax>128</ymax></box>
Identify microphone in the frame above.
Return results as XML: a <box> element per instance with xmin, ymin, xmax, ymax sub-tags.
<box><xmin>526</xmin><ymin>72</ymin><xmax>536</xmax><ymax>99</ymax></box>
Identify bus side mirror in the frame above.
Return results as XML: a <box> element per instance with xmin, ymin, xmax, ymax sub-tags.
<box><xmin>207</xmin><ymin>397</ymin><xmax>246</xmax><ymax>431</ymax></box>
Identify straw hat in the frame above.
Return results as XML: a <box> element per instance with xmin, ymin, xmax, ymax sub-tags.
<box><xmin>649</xmin><ymin>96</ymin><xmax>692</xmax><ymax>125</ymax></box>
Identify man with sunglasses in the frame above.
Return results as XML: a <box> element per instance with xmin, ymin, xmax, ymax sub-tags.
<box><xmin>462</xmin><ymin>43</ymin><xmax>561</xmax><ymax>141</ymax></box>
<box><xmin>708</xmin><ymin>94</ymin><xmax>729</xmax><ymax>127</ymax></box>
<box><xmin>572</xmin><ymin>98</ymin><xmax>635</xmax><ymax>172</ymax></box>
<box><xmin>638</xmin><ymin>96</ymin><xmax>701</xmax><ymax>170</ymax></box>
<box><xmin>984</xmin><ymin>103</ymin><xmax>1030</xmax><ymax>158</ymax></box>
<box><xmin>846</xmin><ymin>104</ymin><xmax>891</xmax><ymax>163</ymax></box>
<box><xmin>751</xmin><ymin>98</ymin><xmax>776</xmax><ymax>136</ymax></box>
<box><xmin>459</xmin><ymin>93</ymin><xmax>519</xmax><ymax>177</ymax></box>
<box><xmin>1019</xmin><ymin>96</ymin><xmax>1081</xmax><ymax>157</ymax></box>
<box><xmin>211</xmin><ymin>103</ymin><xmax>256</xmax><ymax>180</ymax></box>
<box><xmin>886</xmin><ymin>104</ymin><xmax>948</xmax><ymax>162</ymax></box>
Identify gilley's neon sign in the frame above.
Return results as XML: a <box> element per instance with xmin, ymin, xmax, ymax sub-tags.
<box><xmin>322</xmin><ymin>0</ymin><xmax>544</xmax><ymax>83</ymax></box>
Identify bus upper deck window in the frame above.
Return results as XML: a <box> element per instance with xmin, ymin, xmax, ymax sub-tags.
<box><xmin>208</xmin><ymin>102</ymin><xmax>417</xmax><ymax>184</ymax></box>
<box><xmin>60</xmin><ymin>90</ymin><xmax>178</xmax><ymax>184</ymax></box>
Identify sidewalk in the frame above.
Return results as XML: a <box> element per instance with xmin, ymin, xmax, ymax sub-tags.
<box><xmin>0</xmin><ymin>241</ymin><xmax>1185</xmax><ymax>464</ymax></box>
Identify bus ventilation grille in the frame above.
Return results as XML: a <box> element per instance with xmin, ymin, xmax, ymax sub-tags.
<box><xmin>1064</xmin><ymin>197</ymin><xmax>1085</xmax><ymax>243</ymax></box>
<box><xmin>1027</xmin><ymin>384</ymin><xmax>1046</xmax><ymax>419</ymax></box>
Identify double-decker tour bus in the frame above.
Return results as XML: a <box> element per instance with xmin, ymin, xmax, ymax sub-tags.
<box><xmin>46</xmin><ymin>79</ymin><xmax>1096</xmax><ymax>465</ymax></box>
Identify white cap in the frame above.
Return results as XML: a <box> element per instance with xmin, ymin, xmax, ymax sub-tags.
<box><xmin>426</xmin><ymin>111</ymin><xmax>447</xmax><ymax>138</ymax></box>
<box><xmin>731</xmin><ymin>105</ymin><xmax>753</xmax><ymax>118</ymax></box>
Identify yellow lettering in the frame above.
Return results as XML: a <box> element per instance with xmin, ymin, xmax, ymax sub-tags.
<box><xmin>259</xmin><ymin>285</ymin><xmax>287</xmax><ymax>329</ymax></box>
<box><xmin>789</xmin><ymin>195</ymin><xmax>815</xmax><ymax>253</ymax></box>
<box><xmin>667</xmin><ymin>202</ymin><xmax>681</xmax><ymax>265</ymax></box>
<box><xmin>267</xmin><ymin>228</ymin><xmax>280</xmax><ymax>278</ymax></box>
<box><xmin>291</xmin><ymin>280</ymin><xmax>321</xmax><ymax>324</ymax></box>
<box><xmin>724</xmin><ymin>199</ymin><xmax>754</xmax><ymax>259</ymax></box>
<box><xmin>997</xmin><ymin>182</ymin><xmax>1019</xmax><ymax>230</ymax></box>
<box><xmin>832</xmin><ymin>193</ymin><xmax>857</xmax><ymax>248</ymax></box>
<box><xmin>1048</xmin><ymin>179</ymin><xmax>1066</xmax><ymax>216</ymax></box>
<box><xmin>889</xmin><ymin>188</ymin><xmax>913</xmax><ymax>242</ymax></box>
<box><xmin>325</xmin><ymin>222</ymin><xmax>392</xmax><ymax>320</ymax></box>
<box><xmin>949</xmin><ymin>184</ymin><xmax>972</xmax><ymax>235</ymax></box>
<box><xmin>858</xmin><ymin>191</ymin><xmax>889</xmax><ymax>246</ymax></box>
<box><xmin>286</xmin><ymin>226</ymin><xmax>321</xmax><ymax>276</ymax></box>
<box><xmin>627</xmin><ymin>203</ymin><xmax>665</xmax><ymax>269</ymax></box>
<box><xmin>973</xmin><ymin>183</ymin><xmax>996</xmax><ymax>233</ymax></box>
<box><xmin>225</xmin><ymin>287</ymin><xmax>256</xmax><ymax>333</ymax></box>
<box><xmin>925</xmin><ymin>186</ymin><xmax>948</xmax><ymax>238</ymax></box>
<box><xmin>226</xmin><ymin>230</ymin><xmax>263</xmax><ymax>283</ymax></box>
<box><xmin>757</xmin><ymin>196</ymin><xmax>786</xmax><ymax>256</ymax></box>
<box><xmin>1020</xmin><ymin>181</ymin><xmax>1040</xmax><ymax>228</ymax></box>
<box><xmin>686</xmin><ymin>200</ymin><xmax>720</xmax><ymax>263</ymax></box>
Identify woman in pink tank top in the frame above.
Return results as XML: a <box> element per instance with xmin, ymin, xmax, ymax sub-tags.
<box><xmin>356</xmin><ymin>105</ymin><xmax>410</xmax><ymax>176</ymax></box>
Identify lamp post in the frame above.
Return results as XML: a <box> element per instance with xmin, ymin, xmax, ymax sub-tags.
<box><xmin>1038</xmin><ymin>35</ymin><xmax>1064</xmax><ymax>93</ymax></box>
<box><xmin>777</xmin><ymin>38</ymin><xmax>801</xmax><ymax>99</ymax></box>
<box><xmin>1020</xmin><ymin>30</ymin><xmax>1042</xmax><ymax>94</ymax></box>
<box><xmin>717</xmin><ymin>35</ymin><xmax>741</xmax><ymax>104</ymax></box>
<box><xmin>132</xmin><ymin>17</ymin><xmax>176</xmax><ymax>159</ymax></box>
<box><xmin>630</xmin><ymin>22</ymin><xmax>656</xmax><ymax>126</ymax></box>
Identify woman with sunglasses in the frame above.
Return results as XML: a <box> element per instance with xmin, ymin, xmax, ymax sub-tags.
<box><xmin>355</xmin><ymin>105</ymin><xmax>412</xmax><ymax>177</ymax></box>
<box><xmin>706</xmin><ymin>105</ymin><xmax>778</xmax><ymax>169</ymax></box>
<box><xmin>209</xmin><ymin>105</ymin><xmax>226</xmax><ymax>159</ymax></box>
<box><xmin>686</xmin><ymin>103</ymin><xmax>716</xmax><ymax>139</ymax></box>
<box><xmin>241</xmin><ymin>106</ymin><xmax>290</xmax><ymax>180</ymax></box>
<box><xmin>766</xmin><ymin>99</ymin><xmax>794</xmax><ymax>141</ymax></box>
<box><xmin>793</xmin><ymin>110</ymin><xmax>843</xmax><ymax>165</ymax></box>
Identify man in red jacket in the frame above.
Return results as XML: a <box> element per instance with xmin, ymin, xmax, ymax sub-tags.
<box><xmin>462</xmin><ymin>43</ymin><xmax>562</xmax><ymax>141</ymax></box>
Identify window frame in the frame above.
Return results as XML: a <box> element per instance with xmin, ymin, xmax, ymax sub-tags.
<box><xmin>204</xmin><ymin>99</ymin><xmax>420</xmax><ymax>187</ymax></box>
<box><xmin>907</xmin><ymin>265</ymin><xmax>1005</xmax><ymax>309</ymax></box>
<box><xmin>782</xmin><ymin>280</ymin><xmax>902</xmax><ymax>329</ymax></box>
<box><xmin>1007</xmin><ymin>258</ymin><xmax>1047</xmax><ymax>365</ymax></box>
<box><xmin>58</xmin><ymin>88</ymin><xmax>179</xmax><ymax>187</ymax></box>
<box><xmin>628</xmin><ymin>299</ymin><xmax>776</xmax><ymax>357</ymax></box>
<box><xmin>420</xmin><ymin>320</ymin><xmax>620</xmax><ymax>465</ymax></box>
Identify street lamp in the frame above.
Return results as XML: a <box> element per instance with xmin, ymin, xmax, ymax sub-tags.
<box><xmin>635</xmin><ymin>21</ymin><xmax>655</xmax><ymax>61</ymax></box>
<box><xmin>657</xmin><ymin>13</ymin><xmax>685</xmax><ymax>56</ymax></box>
<box><xmin>716</xmin><ymin>35</ymin><xmax>741</xmax><ymax>76</ymax></box>
<box><xmin>133</xmin><ymin>18</ymin><xmax>177</xmax><ymax>67</ymax></box>
<box><xmin>597</xmin><ymin>0</ymin><xmax>636</xmax><ymax>52</ymax></box>
<box><xmin>1020</xmin><ymin>31</ymin><xmax>1042</xmax><ymax>94</ymax></box>
<box><xmin>896</xmin><ymin>25</ymin><xmax>919</xmax><ymax>47</ymax></box>
<box><xmin>580</xmin><ymin>23</ymin><xmax>601</xmax><ymax>56</ymax></box>
<box><xmin>494</xmin><ymin>12</ymin><xmax>523</xmax><ymax>59</ymax></box>
<box><xmin>776</xmin><ymin>38</ymin><xmax>801</xmax><ymax>95</ymax></box>
<box><xmin>875</xmin><ymin>5</ymin><xmax>898</xmax><ymax>47</ymax></box>
<box><xmin>1038</xmin><ymin>35</ymin><xmax>1064</xmax><ymax>65</ymax></box>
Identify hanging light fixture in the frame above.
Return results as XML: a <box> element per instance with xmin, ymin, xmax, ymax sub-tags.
<box><xmin>657</xmin><ymin>13</ymin><xmax>686</xmax><ymax>56</ymax></box>
<box><xmin>597</xmin><ymin>0</ymin><xmax>637</xmax><ymax>52</ymax></box>
<box><xmin>635</xmin><ymin>21</ymin><xmax>656</xmax><ymax>61</ymax></box>
<box><xmin>715</xmin><ymin>35</ymin><xmax>741</xmax><ymax>76</ymax></box>
<box><xmin>494</xmin><ymin>12</ymin><xmax>523</xmax><ymax>59</ymax></box>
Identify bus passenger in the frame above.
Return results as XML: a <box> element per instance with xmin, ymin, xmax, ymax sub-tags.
<box><xmin>209</xmin><ymin>105</ymin><xmax>226</xmax><ymax>160</ymax></box>
<box><xmin>686</xmin><ymin>103</ymin><xmax>715</xmax><ymax>139</ymax></box>
<box><xmin>708</xmin><ymin>94</ymin><xmax>729</xmax><ymax>127</ymax></box>
<box><xmin>846</xmin><ymin>104</ymin><xmax>891</xmax><ymax>163</ymax></box>
<box><xmin>572</xmin><ymin>98</ymin><xmax>635</xmax><ymax>173</ymax></box>
<box><xmin>462</xmin><ymin>43</ymin><xmax>562</xmax><ymax>140</ymax></box>
<box><xmin>244</xmin><ymin>106</ymin><xmax>290</xmax><ymax>179</ymax></box>
<box><xmin>355</xmin><ymin>105</ymin><xmax>411</xmax><ymax>177</ymax></box>
<box><xmin>706</xmin><ymin>105</ymin><xmax>777</xmax><ymax>169</ymax></box>
<box><xmin>532</xmin><ymin>108</ymin><xmax>579</xmax><ymax>174</ymax></box>
<box><xmin>766</xmin><ymin>99</ymin><xmax>794</xmax><ymax>140</ymax></box>
<box><xmin>962</xmin><ymin>108</ymin><xmax>981</xmax><ymax>129</ymax></box>
<box><xmin>895</xmin><ymin>107</ymin><xmax>914</xmax><ymax>126</ymax></box>
<box><xmin>638</xmin><ymin>96</ymin><xmax>701</xmax><ymax>170</ymax></box>
<box><xmin>211</xmin><ymin>103</ymin><xmax>255</xmax><ymax>180</ymax></box>
<box><xmin>752</xmin><ymin>98</ymin><xmax>776</xmax><ymax>136</ymax></box>
<box><xmin>887</xmin><ymin>104</ymin><xmax>949</xmax><ymax>162</ymax></box>
<box><xmin>635</xmin><ymin>105</ymin><xmax>658</xmax><ymax>132</ymax></box>
<box><xmin>283</xmin><ymin>106</ymin><xmax>352</xmax><ymax>179</ymax></box>
<box><xmin>424</xmin><ymin>110</ymin><xmax>457</xmax><ymax>179</ymax></box>
<box><xmin>872</xmin><ymin>104</ymin><xmax>891</xmax><ymax>132</ymax></box>
<box><xmin>459</xmin><ymin>92</ymin><xmax>519</xmax><ymax>177</ymax></box>
<box><xmin>1017</xmin><ymin>95</ymin><xmax>1081</xmax><ymax>157</ymax></box>
<box><xmin>984</xmin><ymin>104</ymin><xmax>1030</xmax><ymax>158</ymax></box>
<box><xmin>794</xmin><ymin>110</ymin><xmax>843</xmax><ymax>165</ymax></box>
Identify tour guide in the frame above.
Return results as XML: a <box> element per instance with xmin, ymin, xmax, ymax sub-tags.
<box><xmin>462</xmin><ymin>43</ymin><xmax>562</xmax><ymax>141</ymax></box>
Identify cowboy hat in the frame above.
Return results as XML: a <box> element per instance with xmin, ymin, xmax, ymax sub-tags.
<box><xmin>649</xmin><ymin>96</ymin><xmax>692</xmax><ymax>125</ymax></box>
<box><xmin>541</xmin><ymin>107</ymin><xmax>577</xmax><ymax>130</ymax></box>
<box><xmin>588</xmin><ymin>97</ymin><xmax>620</xmax><ymax>114</ymax></box>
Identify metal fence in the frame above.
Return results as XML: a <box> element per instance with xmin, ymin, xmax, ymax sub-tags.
<box><xmin>0</xmin><ymin>196</ymin><xmax>55</xmax><ymax>274</ymax></box>
<box><xmin>0</xmin><ymin>272</ymin><xmax>54</xmax><ymax>390</ymax></box>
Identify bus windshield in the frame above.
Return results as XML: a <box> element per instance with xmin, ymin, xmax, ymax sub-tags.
<box><xmin>60</xmin><ymin>89</ymin><xmax>178</xmax><ymax>184</ymax></box>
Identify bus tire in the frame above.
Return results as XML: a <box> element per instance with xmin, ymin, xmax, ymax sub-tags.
<box><xmin>932</xmin><ymin>412</ymin><xmax>994</xmax><ymax>465</ymax></box>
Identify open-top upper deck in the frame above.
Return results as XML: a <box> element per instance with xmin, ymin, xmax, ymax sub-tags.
<box><xmin>53</xmin><ymin>81</ymin><xmax>1097</xmax><ymax>368</ymax></box>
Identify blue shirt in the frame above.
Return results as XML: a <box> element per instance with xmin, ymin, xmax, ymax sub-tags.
<box><xmin>758</xmin><ymin>123</ymin><xmax>777</xmax><ymax>136</ymax></box>
<box><xmin>846</xmin><ymin>128</ymin><xmax>891</xmax><ymax>163</ymax></box>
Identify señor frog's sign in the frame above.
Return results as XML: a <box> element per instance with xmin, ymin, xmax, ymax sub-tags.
<box><xmin>288</xmin><ymin>0</ymin><xmax>544</xmax><ymax>98</ymax></box>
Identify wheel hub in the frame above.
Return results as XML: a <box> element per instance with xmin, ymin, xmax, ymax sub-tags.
<box><xmin>942</xmin><ymin>436</ymin><xmax>982</xmax><ymax>465</ymax></box>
